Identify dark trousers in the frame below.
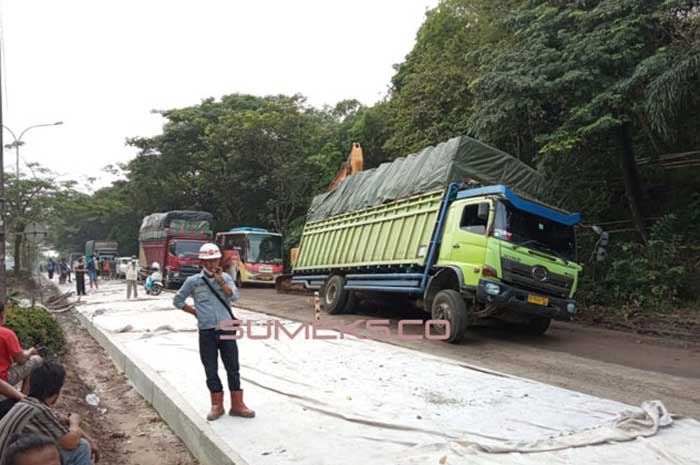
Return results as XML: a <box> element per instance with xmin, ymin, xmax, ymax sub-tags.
<box><xmin>76</xmin><ymin>274</ymin><xmax>86</xmax><ymax>295</ymax></box>
<box><xmin>199</xmin><ymin>329</ymin><xmax>240</xmax><ymax>393</ymax></box>
<box><xmin>48</xmin><ymin>270</ymin><xmax>54</xmax><ymax>279</ymax></box>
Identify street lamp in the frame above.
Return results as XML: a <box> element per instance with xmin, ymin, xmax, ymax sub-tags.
<box><xmin>3</xmin><ymin>122</ymin><xmax>63</xmax><ymax>179</ymax></box>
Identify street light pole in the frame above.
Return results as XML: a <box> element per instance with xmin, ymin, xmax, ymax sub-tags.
<box><xmin>3</xmin><ymin>122</ymin><xmax>63</xmax><ymax>179</ymax></box>
<box><xmin>0</xmin><ymin>44</ymin><xmax>4</xmax><ymax>304</ymax></box>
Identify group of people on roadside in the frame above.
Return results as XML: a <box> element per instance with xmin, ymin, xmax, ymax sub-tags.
<box><xmin>47</xmin><ymin>257</ymin><xmax>108</xmax><ymax>298</ymax></box>
<box><xmin>0</xmin><ymin>303</ymin><xmax>99</xmax><ymax>465</ymax></box>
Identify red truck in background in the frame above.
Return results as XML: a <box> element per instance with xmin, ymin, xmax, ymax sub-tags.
<box><xmin>216</xmin><ymin>227</ymin><xmax>283</xmax><ymax>287</ymax></box>
<box><xmin>138</xmin><ymin>211</ymin><xmax>213</xmax><ymax>288</ymax></box>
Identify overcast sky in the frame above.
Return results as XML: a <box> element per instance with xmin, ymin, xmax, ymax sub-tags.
<box><xmin>0</xmin><ymin>0</ymin><xmax>437</xmax><ymax>189</ymax></box>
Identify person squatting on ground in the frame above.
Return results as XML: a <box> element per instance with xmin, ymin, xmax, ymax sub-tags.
<box><xmin>173</xmin><ymin>243</ymin><xmax>255</xmax><ymax>421</ymax></box>
<box><xmin>3</xmin><ymin>433</ymin><xmax>61</xmax><ymax>465</ymax></box>
<box><xmin>0</xmin><ymin>304</ymin><xmax>42</xmax><ymax>402</ymax></box>
<box><xmin>125</xmin><ymin>258</ymin><xmax>139</xmax><ymax>299</ymax></box>
<box><xmin>0</xmin><ymin>361</ymin><xmax>99</xmax><ymax>465</ymax></box>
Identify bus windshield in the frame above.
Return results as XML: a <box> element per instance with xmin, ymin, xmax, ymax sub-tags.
<box><xmin>247</xmin><ymin>234</ymin><xmax>283</xmax><ymax>264</ymax></box>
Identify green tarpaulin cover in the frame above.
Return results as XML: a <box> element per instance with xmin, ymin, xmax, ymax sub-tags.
<box><xmin>307</xmin><ymin>136</ymin><xmax>545</xmax><ymax>221</ymax></box>
<box><xmin>139</xmin><ymin>211</ymin><xmax>213</xmax><ymax>241</ymax></box>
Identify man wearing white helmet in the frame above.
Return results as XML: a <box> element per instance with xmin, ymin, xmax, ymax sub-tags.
<box><xmin>173</xmin><ymin>243</ymin><xmax>255</xmax><ymax>421</ymax></box>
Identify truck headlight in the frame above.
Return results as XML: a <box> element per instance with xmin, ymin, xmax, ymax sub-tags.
<box><xmin>484</xmin><ymin>283</ymin><xmax>501</xmax><ymax>296</ymax></box>
<box><xmin>567</xmin><ymin>303</ymin><xmax>576</xmax><ymax>314</ymax></box>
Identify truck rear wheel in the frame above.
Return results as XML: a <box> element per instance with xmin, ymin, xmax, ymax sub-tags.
<box><xmin>321</xmin><ymin>275</ymin><xmax>349</xmax><ymax>315</ymax></box>
<box><xmin>431</xmin><ymin>290</ymin><xmax>468</xmax><ymax>343</ymax></box>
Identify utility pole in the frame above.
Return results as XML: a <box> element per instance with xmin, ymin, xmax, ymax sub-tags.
<box><xmin>0</xmin><ymin>42</ymin><xmax>5</xmax><ymax>304</ymax></box>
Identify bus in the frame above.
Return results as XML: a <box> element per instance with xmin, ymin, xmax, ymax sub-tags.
<box><xmin>216</xmin><ymin>227</ymin><xmax>283</xmax><ymax>286</ymax></box>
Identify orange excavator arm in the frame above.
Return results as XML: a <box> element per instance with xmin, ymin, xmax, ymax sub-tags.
<box><xmin>327</xmin><ymin>143</ymin><xmax>363</xmax><ymax>191</ymax></box>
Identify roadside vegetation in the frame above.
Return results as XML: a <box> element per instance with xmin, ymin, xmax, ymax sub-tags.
<box><xmin>39</xmin><ymin>0</ymin><xmax>700</xmax><ymax>323</ymax></box>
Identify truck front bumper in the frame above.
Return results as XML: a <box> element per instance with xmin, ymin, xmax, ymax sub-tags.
<box><xmin>167</xmin><ymin>271</ymin><xmax>199</xmax><ymax>287</ymax></box>
<box><xmin>476</xmin><ymin>278</ymin><xmax>576</xmax><ymax>322</ymax></box>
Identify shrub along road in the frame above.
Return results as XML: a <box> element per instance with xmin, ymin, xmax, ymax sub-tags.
<box><xmin>234</xmin><ymin>287</ymin><xmax>700</xmax><ymax>419</ymax></box>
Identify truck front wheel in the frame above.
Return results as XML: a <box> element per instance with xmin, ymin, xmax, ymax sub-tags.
<box><xmin>321</xmin><ymin>275</ymin><xmax>349</xmax><ymax>315</ymax></box>
<box><xmin>431</xmin><ymin>290</ymin><xmax>468</xmax><ymax>344</ymax></box>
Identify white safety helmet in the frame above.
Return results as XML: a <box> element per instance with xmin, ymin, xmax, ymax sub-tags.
<box><xmin>151</xmin><ymin>262</ymin><xmax>160</xmax><ymax>270</ymax></box>
<box><xmin>198</xmin><ymin>243</ymin><xmax>222</xmax><ymax>260</ymax></box>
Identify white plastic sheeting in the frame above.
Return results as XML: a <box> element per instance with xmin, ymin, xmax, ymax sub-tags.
<box><xmin>69</xmin><ymin>283</ymin><xmax>700</xmax><ymax>465</ymax></box>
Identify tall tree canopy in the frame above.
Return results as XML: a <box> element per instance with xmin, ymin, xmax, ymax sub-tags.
<box><xmin>48</xmin><ymin>0</ymin><xmax>700</xmax><ymax>307</ymax></box>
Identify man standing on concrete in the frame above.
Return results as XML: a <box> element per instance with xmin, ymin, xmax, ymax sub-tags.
<box><xmin>46</xmin><ymin>259</ymin><xmax>55</xmax><ymax>281</ymax></box>
<box><xmin>73</xmin><ymin>258</ymin><xmax>86</xmax><ymax>297</ymax></box>
<box><xmin>173</xmin><ymin>243</ymin><xmax>255</xmax><ymax>421</ymax></box>
<box><xmin>125</xmin><ymin>258</ymin><xmax>139</xmax><ymax>299</ymax></box>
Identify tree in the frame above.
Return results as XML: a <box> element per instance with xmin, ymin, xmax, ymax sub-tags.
<box><xmin>5</xmin><ymin>165</ymin><xmax>69</xmax><ymax>272</ymax></box>
<box><xmin>463</xmin><ymin>0</ymin><xmax>700</xmax><ymax>239</ymax></box>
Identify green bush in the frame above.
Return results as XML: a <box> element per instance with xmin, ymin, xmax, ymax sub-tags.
<box><xmin>4</xmin><ymin>306</ymin><xmax>66</xmax><ymax>356</ymax></box>
<box><xmin>582</xmin><ymin>215</ymin><xmax>697</xmax><ymax>309</ymax></box>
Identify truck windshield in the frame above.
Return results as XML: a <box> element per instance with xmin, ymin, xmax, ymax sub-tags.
<box><xmin>494</xmin><ymin>201</ymin><xmax>576</xmax><ymax>261</ymax></box>
<box><xmin>174</xmin><ymin>241</ymin><xmax>204</xmax><ymax>258</ymax></box>
<box><xmin>247</xmin><ymin>234</ymin><xmax>282</xmax><ymax>264</ymax></box>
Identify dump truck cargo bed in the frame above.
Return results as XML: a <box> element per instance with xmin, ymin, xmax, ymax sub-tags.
<box><xmin>295</xmin><ymin>189</ymin><xmax>444</xmax><ymax>272</ymax></box>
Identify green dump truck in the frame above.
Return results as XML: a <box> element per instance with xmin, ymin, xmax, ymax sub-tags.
<box><xmin>291</xmin><ymin>136</ymin><xmax>583</xmax><ymax>343</ymax></box>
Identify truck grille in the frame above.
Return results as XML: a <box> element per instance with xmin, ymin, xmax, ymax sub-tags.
<box><xmin>180</xmin><ymin>264</ymin><xmax>202</xmax><ymax>275</ymax></box>
<box><xmin>501</xmin><ymin>258</ymin><xmax>573</xmax><ymax>298</ymax></box>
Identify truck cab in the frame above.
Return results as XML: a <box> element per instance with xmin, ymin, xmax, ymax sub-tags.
<box><xmin>164</xmin><ymin>239</ymin><xmax>208</xmax><ymax>287</ymax></box>
<box><xmin>216</xmin><ymin>228</ymin><xmax>284</xmax><ymax>286</ymax></box>
<box><xmin>431</xmin><ymin>185</ymin><xmax>581</xmax><ymax>338</ymax></box>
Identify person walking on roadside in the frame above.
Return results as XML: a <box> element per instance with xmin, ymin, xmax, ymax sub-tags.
<box><xmin>173</xmin><ymin>243</ymin><xmax>255</xmax><ymax>421</ymax></box>
<box><xmin>125</xmin><ymin>258</ymin><xmax>139</xmax><ymax>299</ymax></box>
<box><xmin>86</xmin><ymin>258</ymin><xmax>98</xmax><ymax>290</ymax></box>
<box><xmin>58</xmin><ymin>260</ymin><xmax>68</xmax><ymax>285</ymax></box>
<box><xmin>46</xmin><ymin>260</ymin><xmax>55</xmax><ymax>281</ymax></box>
<box><xmin>102</xmin><ymin>260</ymin><xmax>110</xmax><ymax>281</ymax></box>
<box><xmin>73</xmin><ymin>258</ymin><xmax>86</xmax><ymax>297</ymax></box>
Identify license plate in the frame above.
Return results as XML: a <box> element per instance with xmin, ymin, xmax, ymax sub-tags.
<box><xmin>260</xmin><ymin>266</ymin><xmax>273</xmax><ymax>273</ymax></box>
<box><xmin>527</xmin><ymin>294</ymin><xmax>549</xmax><ymax>306</ymax></box>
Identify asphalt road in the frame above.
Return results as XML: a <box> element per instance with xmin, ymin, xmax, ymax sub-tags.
<box><xmin>236</xmin><ymin>287</ymin><xmax>700</xmax><ymax>419</ymax></box>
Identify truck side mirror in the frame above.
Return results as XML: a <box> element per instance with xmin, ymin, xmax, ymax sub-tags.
<box><xmin>592</xmin><ymin>228</ymin><xmax>609</xmax><ymax>263</ymax></box>
<box><xmin>477</xmin><ymin>203</ymin><xmax>490</xmax><ymax>221</ymax></box>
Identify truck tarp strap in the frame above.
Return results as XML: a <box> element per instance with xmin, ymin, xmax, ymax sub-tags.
<box><xmin>200</xmin><ymin>276</ymin><xmax>236</xmax><ymax>321</ymax></box>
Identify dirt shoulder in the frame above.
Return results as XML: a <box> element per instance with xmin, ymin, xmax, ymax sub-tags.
<box><xmin>576</xmin><ymin>304</ymin><xmax>700</xmax><ymax>343</ymax></box>
<box><xmin>23</xmin><ymin>274</ymin><xmax>197</xmax><ymax>465</ymax></box>
<box><xmin>55</xmin><ymin>310</ymin><xmax>198</xmax><ymax>465</ymax></box>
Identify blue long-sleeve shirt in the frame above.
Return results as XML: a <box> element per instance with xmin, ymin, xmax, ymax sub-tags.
<box><xmin>173</xmin><ymin>271</ymin><xmax>240</xmax><ymax>330</ymax></box>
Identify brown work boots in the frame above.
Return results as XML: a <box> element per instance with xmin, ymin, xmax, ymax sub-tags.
<box><xmin>207</xmin><ymin>392</ymin><xmax>226</xmax><ymax>420</ymax></box>
<box><xmin>229</xmin><ymin>390</ymin><xmax>255</xmax><ymax>418</ymax></box>
<box><xmin>207</xmin><ymin>390</ymin><xmax>255</xmax><ymax>421</ymax></box>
